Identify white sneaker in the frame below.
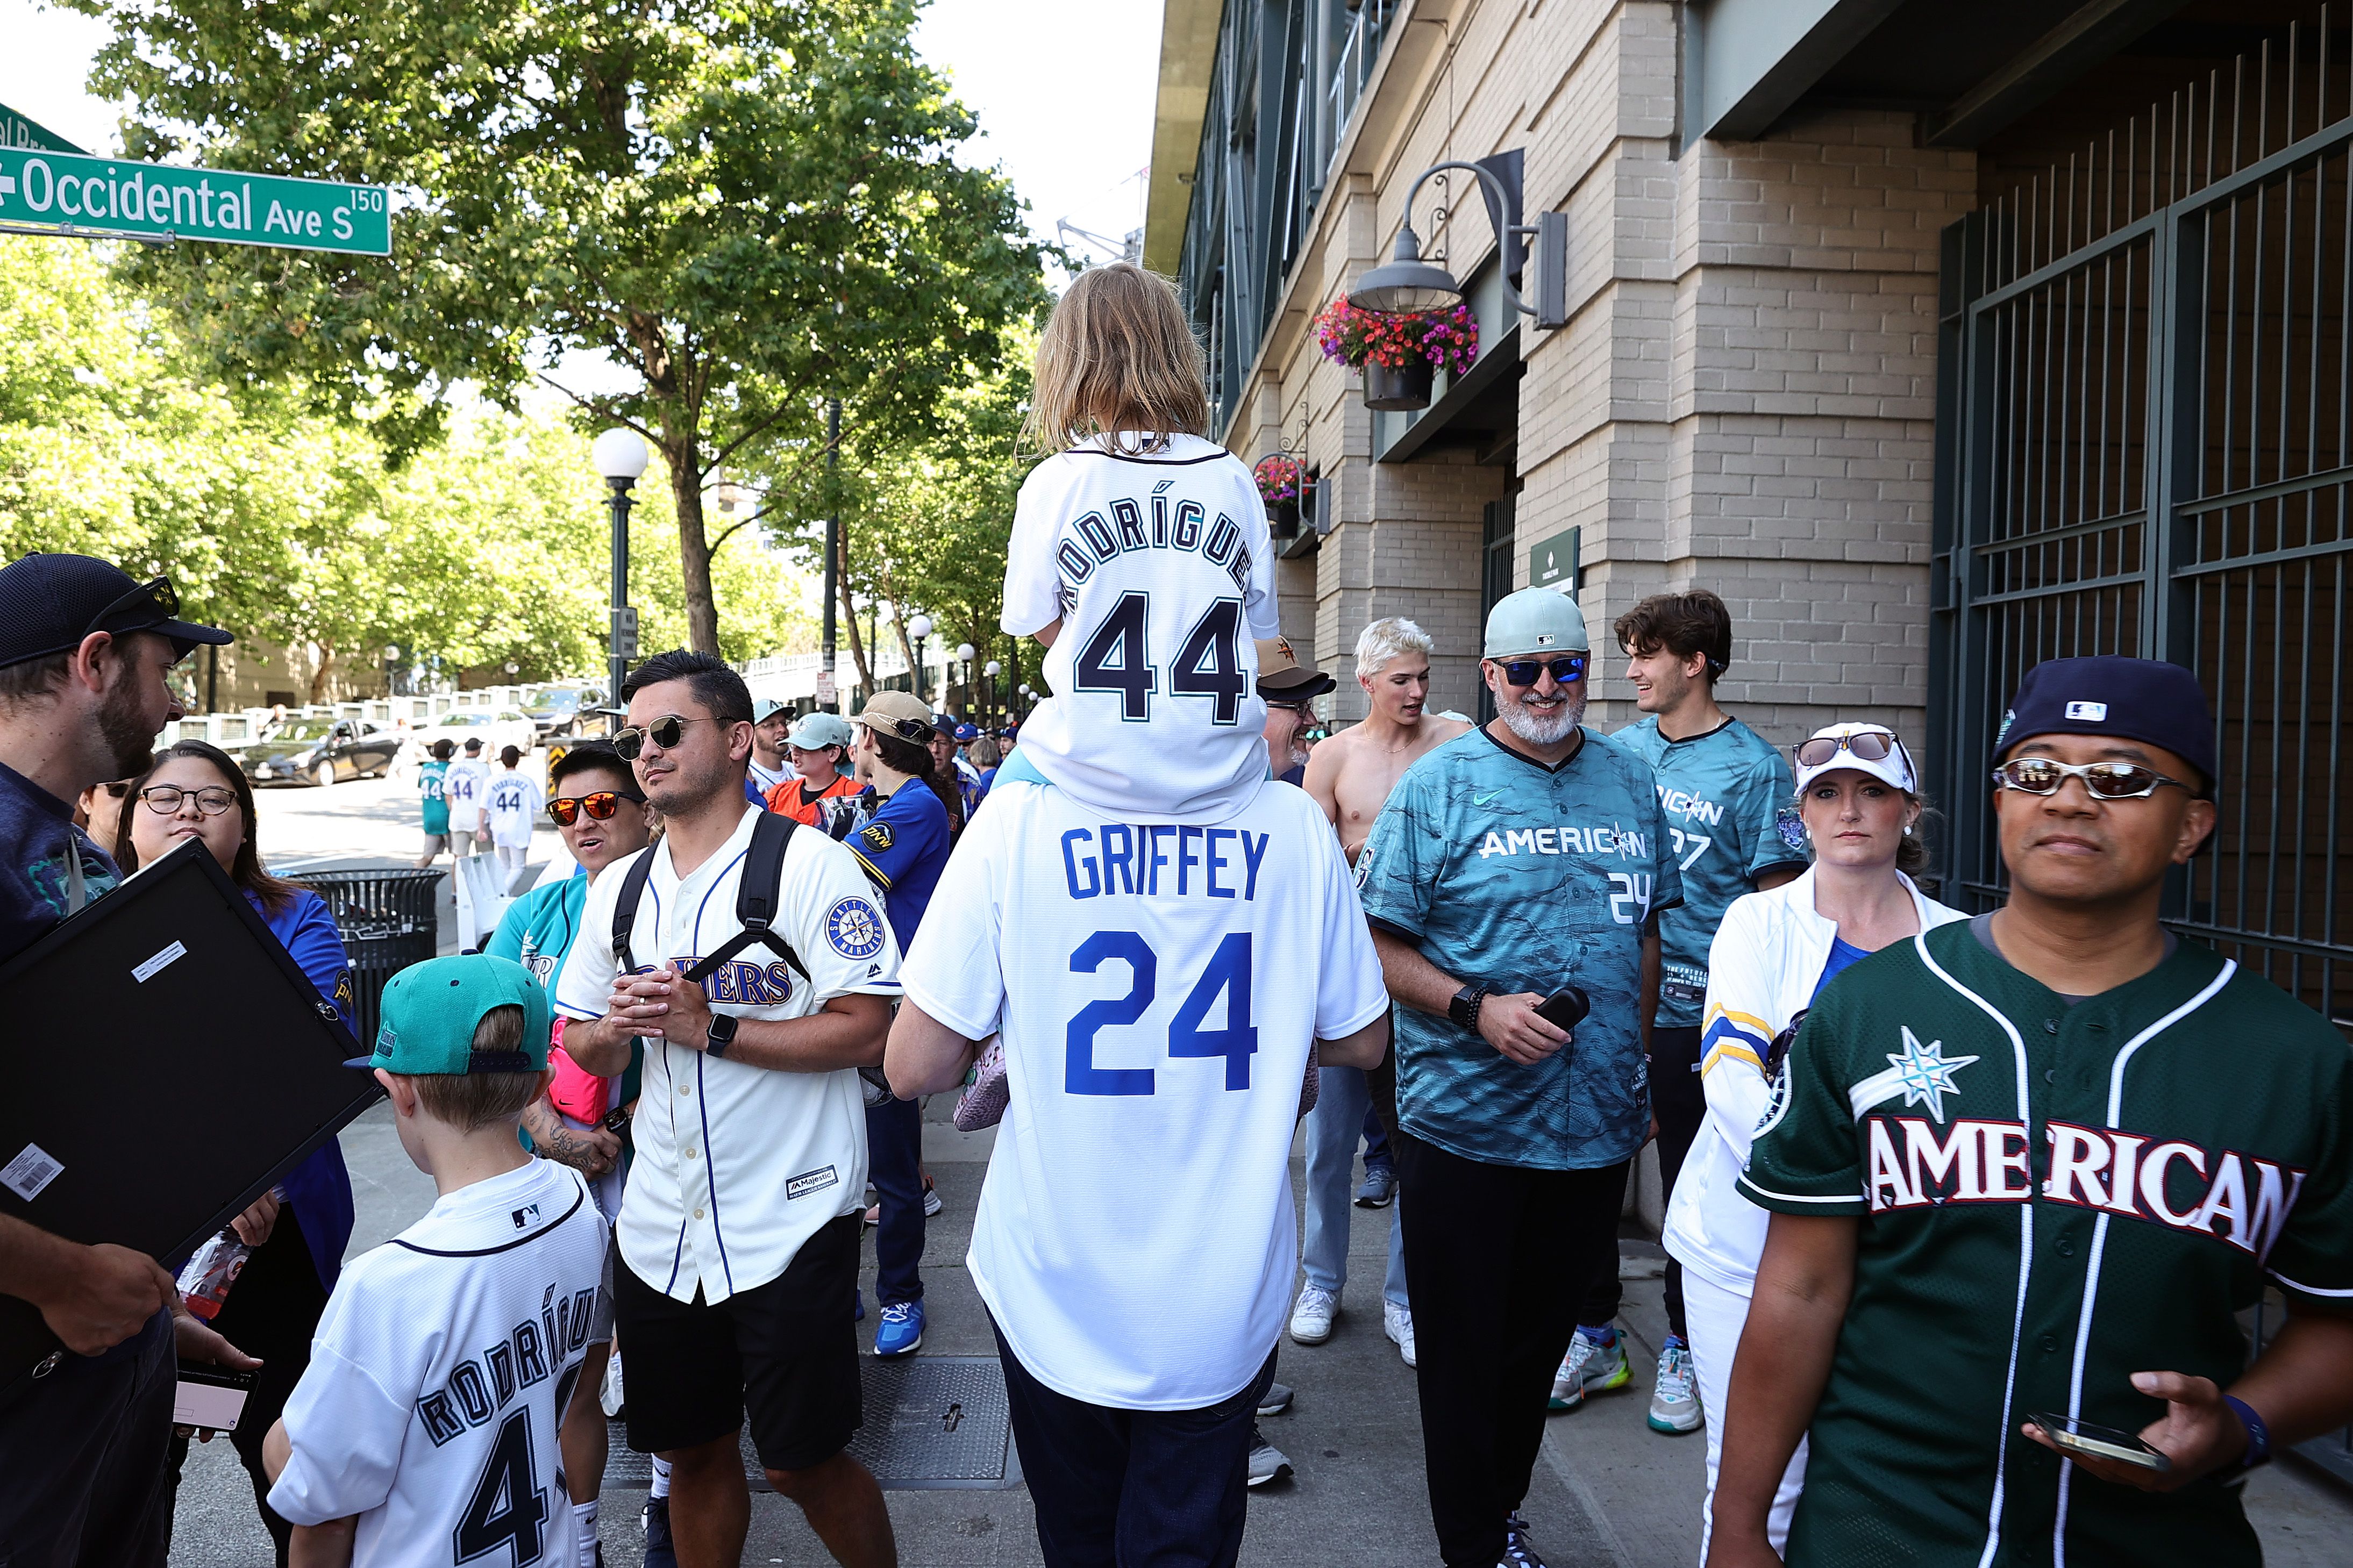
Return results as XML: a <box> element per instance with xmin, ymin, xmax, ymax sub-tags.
<box><xmin>1648</xmin><ymin>1342</ymin><xmax>1704</xmax><ymax>1434</ymax></box>
<box><xmin>1383</xmin><ymin>1301</ymin><xmax>1416</xmax><ymax>1369</ymax></box>
<box><xmin>1289</xmin><ymin>1284</ymin><xmax>1338</xmax><ymax>1345</ymax></box>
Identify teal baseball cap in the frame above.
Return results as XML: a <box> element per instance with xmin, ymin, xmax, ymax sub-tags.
<box><xmin>350</xmin><ymin>954</ymin><xmax>553</xmax><ymax>1075</ymax></box>
<box><xmin>1483</xmin><ymin>586</ymin><xmax>1591</xmax><ymax>659</ymax></box>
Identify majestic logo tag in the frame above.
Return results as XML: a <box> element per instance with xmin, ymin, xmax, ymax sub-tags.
<box><xmin>1849</xmin><ymin>1027</ymin><xmax>1980</xmax><ymax>1123</ymax></box>
<box><xmin>786</xmin><ymin>1165</ymin><xmax>839</xmax><ymax>1201</ymax></box>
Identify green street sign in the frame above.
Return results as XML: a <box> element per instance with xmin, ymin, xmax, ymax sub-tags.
<box><xmin>0</xmin><ymin>102</ymin><xmax>85</xmax><ymax>156</ymax></box>
<box><xmin>1529</xmin><ymin>526</ymin><xmax>1581</xmax><ymax>591</ymax></box>
<box><xmin>0</xmin><ymin>147</ymin><xmax>389</xmax><ymax>255</ymax></box>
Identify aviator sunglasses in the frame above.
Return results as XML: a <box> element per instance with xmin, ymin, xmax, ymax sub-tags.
<box><xmin>611</xmin><ymin>714</ymin><xmax>725</xmax><ymax>760</ymax></box>
<box><xmin>1496</xmin><ymin>655</ymin><xmax>1588</xmax><ymax>688</ymax></box>
<box><xmin>1991</xmin><ymin>756</ymin><xmax>2188</xmax><ymax>801</ymax></box>
<box><xmin>548</xmin><ymin>789</ymin><xmax>647</xmax><ymax>826</ymax></box>
<box><xmin>1794</xmin><ymin>729</ymin><xmax>1901</xmax><ymax>770</ymax></box>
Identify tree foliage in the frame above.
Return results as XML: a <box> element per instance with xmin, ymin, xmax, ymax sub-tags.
<box><xmin>76</xmin><ymin>0</ymin><xmax>1051</xmax><ymax>654</ymax></box>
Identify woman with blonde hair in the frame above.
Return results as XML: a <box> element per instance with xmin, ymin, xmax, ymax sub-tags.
<box><xmin>1662</xmin><ymin>722</ymin><xmax>1966</xmax><ymax>1562</ymax></box>
<box><xmin>1000</xmin><ymin>262</ymin><xmax>1281</xmax><ymax>819</ymax></box>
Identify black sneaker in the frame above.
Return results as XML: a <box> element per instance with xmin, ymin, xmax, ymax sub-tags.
<box><xmin>643</xmin><ymin>1495</ymin><xmax>678</xmax><ymax>1568</ymax></box>
<box><xmin>1499</xmin><ymin>1512</ymin><xmax>1549</xmax><ymax>1568</ymax></box>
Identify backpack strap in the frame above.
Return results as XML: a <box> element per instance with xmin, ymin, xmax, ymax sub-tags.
<box><xmin>682</xmin><ymin>812</ymin><xmax>809</xmax><ymax>985</ymax></box>
<box><xmin>610</xmin><ymin>849</ymin><xmax>657</xmax><ymax>974</ymax></box>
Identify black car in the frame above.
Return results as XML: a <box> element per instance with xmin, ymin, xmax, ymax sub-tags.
<box><xmin>522</xmin><ymin>686</ymin><xmax>607</xmax><ymax>741</ymax></box>
<box><xmin>228</xmin><ymin>718</ymin><xmax>403</xmax><ymax>786</ymax></box>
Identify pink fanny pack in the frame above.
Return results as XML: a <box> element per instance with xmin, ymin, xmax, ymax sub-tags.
<box><xmin>545</xmin><ymin>1018</ymin><xmax>612</xmax><ymax>1124</ymax></box>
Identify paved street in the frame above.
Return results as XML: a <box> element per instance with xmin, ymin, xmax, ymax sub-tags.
<box><xmin>161</xmin><ymin>775</ymin><xmax>2353</xmax><ymax>1566</ymax></box>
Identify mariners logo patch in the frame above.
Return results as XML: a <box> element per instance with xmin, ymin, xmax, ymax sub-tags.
<box><xmin>1851</xmin><ymin>1026</ymin><xmax>1981</xmax><ymax>1123</ymax></box>
<box><xmin>825</xmin><ymin>896</ymin><xmax>887</xmax><ymax>960</ymax></box>
<box><xmin>861</xmin><ymin>822</ymin><xmax>894</xmax><ymax>853</ymax></box>
<box><xmin>1775</xmin><ymin>801</ymin><xmax>1807</xmax><ymax>855</ymax></box>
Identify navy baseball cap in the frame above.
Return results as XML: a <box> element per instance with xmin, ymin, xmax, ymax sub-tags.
<box><xmin>954</xmin><ymin>721</ymin><xmax>979</xmax><ymax>742</ymax></box>
<box><xmin>0</xmin><ymin>553</ymin><xmax>230</xmax><ymax>668</ymax></box>
<box><xmin>1993</xmin><ymin>656</ymin><xmax>2217</xmax><ymax>790</ymax></box>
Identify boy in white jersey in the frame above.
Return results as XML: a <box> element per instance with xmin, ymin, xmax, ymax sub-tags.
<box><xmin>1000</xmin><ymin>262</ymin><xmax>1281</xmax><ymax>820</ymax></box>
<box><xmin>262</xmin><ymin>954</ymin><xmax>607</xmax><ymax>1568</ymax></box>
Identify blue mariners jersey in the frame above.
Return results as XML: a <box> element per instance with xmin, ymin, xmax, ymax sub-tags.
<box><xmin>847</xmin><ymin>781</ymin><xmax>952</xmax><ymax>947</ymax></box>
<box><xmin>1613</xmin><ymin>715</ymin><xmax>1800</xmax><ymax>1026</ymax></box>
<box><xmin>1357</xmin><ymin>726</ymin><xmax>1684</xmax><ymax>1169</ymax></box>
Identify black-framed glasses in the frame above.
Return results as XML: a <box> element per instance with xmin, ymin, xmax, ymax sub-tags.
<box><xmin>612</xmin><ymin>714</ymin><xmax>719</xmax><ymax>760</ymax></box>
<box><xmin>1795</xmin><ymin>730</ymin><xmax>1900</xmax><ymax>770</ymax></box>
<box><xmin>1991</xmin><ymin>757</ymin><xmax>2188</xmax><ymax>801</ymax></box>
<box><xmin>548</xmin><ymin>789</ymin><xmax>646</xmax><ymax>826</ymax></box>
<box><xmin>139</xmin><ymin>784</ymin><xmax>236</xmax><ymax>817</ymax></box>
<box><xmin>1497</xmin><ymin>655</ymin><xmax>1588</xmax><ymax>688</ymax></box>
<box><xmin>87</xmin><ymin>576</ymin><xmax>178</xmax><ymax>638</ymax></box>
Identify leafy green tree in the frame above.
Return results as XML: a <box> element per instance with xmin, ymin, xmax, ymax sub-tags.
<box><xmin>79</xmin><ymin>0</ymin><xmax>1049</xmax><ymax>655</ymax></box>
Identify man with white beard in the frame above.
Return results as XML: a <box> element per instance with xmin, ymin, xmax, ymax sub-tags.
<box><xmin>1353</xmin><ymin>587</ymin><xmax>1679</xmax><ymax>1568</ymax></box>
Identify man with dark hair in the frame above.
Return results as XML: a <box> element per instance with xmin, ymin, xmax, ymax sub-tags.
<box><xmin>556</xmin><ymin>648</ymin><xmax>903</xmax><ymax>1568</ymax></box>
<box><xmin>0</xmin><ymin>553</ymin><xmax>246</xmax><ymax>1568</ymax></box>
<box><xmin>1714</xmin><ymin>656</ymin><xmax>2353</xmax><ymax>1568</ymax></box>
<box><xmin>1557</xmin><ymin>589</ymin><xmax>1802</xmax><ymax>1433</ymax></box>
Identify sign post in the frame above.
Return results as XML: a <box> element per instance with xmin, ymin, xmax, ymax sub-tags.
<box><xmin>0</xmin><ymin>147</ymin><xmax>389</xmax><ymax>255</ymax></box>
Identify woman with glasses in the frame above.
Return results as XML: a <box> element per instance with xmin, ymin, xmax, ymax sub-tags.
<box><xmin>109</xmin><ymin>741</ymin><xmax>356</xmax><ymax>1568</ymax></box>
<box><xmin>1661</xmin><ymin>721</ymin><xmax>1965</xmax><ymax>1561</ymax></box>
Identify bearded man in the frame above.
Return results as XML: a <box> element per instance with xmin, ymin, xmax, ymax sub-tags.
<box><xmin>1353</xmin><ymin>586</ymin><xmax>1680</xmax><ymax>1568</ymax></box>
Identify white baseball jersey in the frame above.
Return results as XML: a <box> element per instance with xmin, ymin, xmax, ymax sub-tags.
<box><xmin>484</xmin><ymin>770</ymin><xmax>546</xmax><ymax>850</ymax></box>
<box><xmin>268</xmin><ymin>1158</ymin><xmax>605</xmax><ymax>1568</ymax></box>
<box><xmin>1002</xmin><ymin>434</ymin><xmax>1281</xmax><ymax>822</ymax></box>
<box><xmin>903</xmin><ymin>777</ymin><xmax>1388</xmax><ymax>1409</ymax></box>
<box><xmin>553</xmin><ymin>803</ymin><xmax>901</xmax><ymax>1303</ymax></box>
<box><xmin>444</xmin><ymin>758</ymin><xmax>493</xmax><ymax>830</ymax></box>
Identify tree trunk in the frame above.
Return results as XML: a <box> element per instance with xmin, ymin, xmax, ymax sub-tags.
<box><xmin>837</xmin><ymin>570</ymin><xmax>874</xmax><ymax>695</ymax></box>
<box><xmin>666</xmin><ymin>435</ymin><xmax>722</xmax><ymax>655</ymax></box>
<box><xmin>308</xmin><ymin>642</ymin><xmax>335</xmax><ymax>703</ymax></box>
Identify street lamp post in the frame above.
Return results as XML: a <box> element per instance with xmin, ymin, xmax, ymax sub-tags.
<box><xmin>907</xmin><ymin>614</ymin><xmax>933</xmax><ymax>703</ymax></box>
<box><xmin>593</xmin><ymin>429</ymin><xmax>650</xmax><ymax>711</ymax></box>
<box><xmin>983</xmin><ymin>658</ymin><xmax>1001</xmax><ymax>729</ymax></box>
<box><xmin>954</xmin><ymin>643</ymin><xmax>975</xmax><ymax>712</ymax></box>
<box><xmin>384</xmin><ymin>645</ymin><xmax>401</xmax><ymax>699</ymax></box>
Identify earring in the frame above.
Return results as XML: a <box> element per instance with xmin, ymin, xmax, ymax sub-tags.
<box><xmin>1903</xmin><ymin>824</ymin><xmax>1914</xmax><ymax>836</ymax></box>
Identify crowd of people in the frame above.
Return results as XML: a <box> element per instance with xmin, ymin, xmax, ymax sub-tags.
<box><xmin>1</xmin><ymin>258</ymin><xmax>2350</xmax><ymax>1568</ymax></box>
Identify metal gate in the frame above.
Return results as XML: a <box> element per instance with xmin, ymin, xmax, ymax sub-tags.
<box><xmin>1931</xmin><ymin>20</ymin><xmax>2352</xmax><ymax>1048</ymax></box>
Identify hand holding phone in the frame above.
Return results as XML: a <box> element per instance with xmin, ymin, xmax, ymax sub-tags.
<box><xmin>2026</xmin><ymin>1412</ymin><xmax>2171</xmax><ymax>1471</ymax></box>
<box><xmin>1534</xmin><ymin>985</ymin><xmax>1589</xmax><ymax>1032</ymax></box>
<box><xmin>175</xmin><ymin>1363</ymin><xmax>258</xmax><ymax>1438</ymax></box>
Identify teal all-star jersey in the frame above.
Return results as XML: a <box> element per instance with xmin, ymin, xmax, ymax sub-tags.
<box><xmin>1742</xmin><ymin>921</ymin><xmax>2353</xmax><ymax>1567</ymax></box>
<box><xmin>1356</xmin><ymin>725</ymin><xmax>1682</xmax><ymax>1171</ymax></box>
<box><xmin>486</xmin><ymin>871</ymin><xmax>643</xmax><ymax>1119</ymax></box>
<box><xmin>1613</xmin><ymin>714</ymin><xmax>1800</xmax><ymax>1027</ymax></box>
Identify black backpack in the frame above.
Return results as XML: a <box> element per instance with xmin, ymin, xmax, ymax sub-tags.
<box><xmin>610</xmin><ymin>811</ymin><xmax>809</xmax><ymax>986</ymax></box>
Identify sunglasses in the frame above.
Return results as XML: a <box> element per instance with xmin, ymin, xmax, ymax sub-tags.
<box><xmin>865</xmin><ymin>714</ymin><xmax>936</xmax><ymax>744</ymax></box>
<box><xmin>139</xmin><ymin>784</ymin><xmax>236</xmax><ymax>817</ymax></box>
<box><xmin>548</xmin><ymin>789</ymin><xmax>647</xmax><ymax>826</ymax></box>
<box><xmin>1795</xmin><ymin>731</ymin><xmax>1900</xmax><ymax>770</ymax></box>
<box><xmin>1497</xmin><ymin>655</ymin><xmax>1588</xmax><ymax>688</ymax></box>
<box><xmin>1991</xmin><ymin>757</ymin><xmax>2188</xmax><ymax>801</ymax></box>
<box><xmin>88</xmin><ymin>576</ymin><xmax>179</xmax><ymax>639</ymax></box>
<box><xmin>612</xmin><ymin>714</ymin><xmax>721</xmax><ymax>760</ymax></box>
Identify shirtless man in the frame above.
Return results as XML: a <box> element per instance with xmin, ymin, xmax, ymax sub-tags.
<box><xmin>1289</xmin><ymin>618</ymin><xmax>1470</xmax><ymax>1366</ymax></box>
<box><xmin>1305</xmin><ymin>618</ymin><xmax>1472</xmax><ymax>863</ymax></box>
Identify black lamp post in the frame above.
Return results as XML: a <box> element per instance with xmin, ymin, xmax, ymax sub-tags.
<box><xmin>908</xmin><ymin>614</ymin><xmax>933</xmax><ymax>703</ymax></box>
<box><xmin>592</xmin><ymin>429</ymin><xmax>650</xmax><ymax>708</ymax></box>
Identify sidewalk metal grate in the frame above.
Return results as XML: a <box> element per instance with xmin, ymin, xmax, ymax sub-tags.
<box><xmin>602</xmin><ymin>1355</ymin><xmax>1019</xmax><ymax>1492</ymax></box>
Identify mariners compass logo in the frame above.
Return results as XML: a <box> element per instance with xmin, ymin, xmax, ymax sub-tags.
<box><xmin>1885</xmin><ymin>1026</ymin><xmax>1978</xmax><ymax>1122</ymax></box>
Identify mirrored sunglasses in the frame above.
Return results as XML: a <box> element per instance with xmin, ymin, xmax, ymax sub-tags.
<box><xmin>1991</xmin><ymin>757</ymin><xmax>2187</xmax><ymax>800</ymax></box>
<box><xmin>548</xmin><ymin>789</ymin><xmax>646</xmax><ymax>826</ymax></box>
<box><xmin>1498</xmin><ymin>655</ymin><xmax>1588</xmax><ymax>688</ymax></box>
<box><xmin>612</xmin><ymin>714</ymin><xmax>718</xmax><ymax>760</ymax></box>
<box><xmin>1795</xmin><ymin>730</ymin><xmax>1899</xmax><ymax>770</ymax></box>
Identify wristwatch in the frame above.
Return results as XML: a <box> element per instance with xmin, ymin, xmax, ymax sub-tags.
<box><xmin>705</xmin><ymin>1012</ymin><xmax>739</xmax><ymax>1060</ymax></box>
<box><xmin>1449</xmin><ymin>984</ymin><xmax>1489</xmax><ymax>1034</ymax></box>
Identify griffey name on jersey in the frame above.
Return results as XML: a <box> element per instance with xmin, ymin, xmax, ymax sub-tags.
<box><xmin>1061</xmin><ymin>824</ymin><xmax>1272</xmax><ymax>901</ymax></box>
<box><xmin>416</xmin><ymin>1282</ymin><xmax>597</xmax><ymax>1447</ymax></box>
<box><xmin>1052</xmin><ymin>482</ymin><xmax>1258</xmax><ymax>599</ymax></box>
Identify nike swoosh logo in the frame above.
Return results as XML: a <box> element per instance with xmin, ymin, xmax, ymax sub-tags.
<box><xmin>1473</xmin><ymin>790</ymin><xmax>1505</xmax><ymax>807</ymax></box>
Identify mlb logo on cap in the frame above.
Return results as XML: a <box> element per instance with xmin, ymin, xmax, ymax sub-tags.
<box><xmin>2065</xmin><ymin>700</ymin><xmax>2109</xmax><ymax>721</ymax></box>
<box><xmin>1534</xmin><ymin>632</ymin><xmax>1556</xmax><ymax>647</ymax></box>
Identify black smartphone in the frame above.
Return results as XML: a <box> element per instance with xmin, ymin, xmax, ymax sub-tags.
<box><xmin>1535</xmin><ymin>985</ymin><xmax>1590</xmax><ymax>1031</ymax></box>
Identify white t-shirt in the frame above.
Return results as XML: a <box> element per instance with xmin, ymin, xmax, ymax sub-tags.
<box><xmin>268</xmin><ymin>1159</ymin><xmax>605</xmax><ymax>1568</ymax></box>
<box><xmin>484</xmin><ymin>770</ymin><xmax>545</xmax><ymax>849</ymax></box>
<box><xmin>553</xmin><ymin>804</ymin><xmax>901</xmax><ymax>1302</ymax></box>
<box><xmin>443</xmin><ymin>758</ymin><xmax>493</xmax><ymax>830</ymax></box>
<box><xmin>1002</xmin><ymin>434</ymin><xmax>1280</xmax><ymax>822</ymax></box>
<box><xmin>748</xmin><ymin>755</ymin><xmax>790</xmax><ymax>796</ymax></box>
<box><xmin>903</xmin><ymin>777</ymin><xmax>1388</xmax><ymax>1409</ymax></box>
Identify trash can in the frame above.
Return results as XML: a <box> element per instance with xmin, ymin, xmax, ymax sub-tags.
<box><xmin>287</xmin><ymin>868</ymin><xmax>443</xmax><ymax>1050</ymax></box>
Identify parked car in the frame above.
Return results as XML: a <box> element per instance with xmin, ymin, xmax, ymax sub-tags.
<box><xmin>522</xmin><ymin>685</ymin><xmax>608</xmax><ymax>741</ymax></box>
<box><xmin>229</xmin><ymin>717</ymin><xmax>404</xmax><ymax>786</ymax></box>
<box><xmin>415</xmin><ymin>707</ymin><xmax>538</xmax><ymax>759</ymax></box>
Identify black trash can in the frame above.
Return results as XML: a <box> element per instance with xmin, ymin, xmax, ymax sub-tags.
<box><xmin>287</xmin><ymin>868</ymin><xmax>443</xmax><ymax>1050</ymax></box>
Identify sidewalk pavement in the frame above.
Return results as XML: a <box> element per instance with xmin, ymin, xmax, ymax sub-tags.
<box><xmin>173</xmin><ymin>1101</ymin><xmax>2353</xmax><ymax>1567</ymax></box>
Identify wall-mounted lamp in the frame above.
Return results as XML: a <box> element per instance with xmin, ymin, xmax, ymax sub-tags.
<box><xmin>1351</xmin><ymin>149</ymin><xmax>1567</xmax><ymax>330</ymax></box>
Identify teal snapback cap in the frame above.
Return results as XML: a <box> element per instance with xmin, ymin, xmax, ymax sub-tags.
<box><xmin>1483</xmin><ymin>585</ymin><xmax>1591</xmax><ymax>658</ymax></box>
<box><xmin>350</xmin><ymin>953</ymin><xmax>553</xmax><ymax>1075</ymax></box>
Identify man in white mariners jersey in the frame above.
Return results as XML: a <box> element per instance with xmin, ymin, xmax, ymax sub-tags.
<box><xmin>554</xmin><ymin>649</ymin><xmax>903</xmax><ymax>1568</ymax></box>
<box><xmin>1714</xmin><ymin>656</ymin><xmax>2353</xmax><ymax>1568</ymax></box>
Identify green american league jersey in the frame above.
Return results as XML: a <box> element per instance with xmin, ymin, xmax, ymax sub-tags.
<box><xmin>1613</xmin><ymin>715</ymin><xmax>1801</xmax><ymax>1026</ymax></box>
<box><xmin>1741</xmin><ymin>921</ymin><xmax>2353</xmax><ymax>1568</ymax></box>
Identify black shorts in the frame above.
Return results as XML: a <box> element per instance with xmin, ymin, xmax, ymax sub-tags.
<box><xmin>612</xmin><ymin>1213</ymin><xmax>864</xmax><ymax>1472</ymax></box>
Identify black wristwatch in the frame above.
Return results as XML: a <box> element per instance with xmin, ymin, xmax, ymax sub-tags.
<box><xmin>1449</xmin><ymin>984</ymin><xmax>1489</xmax><ymax>1034</ymax></box>
<box><xmin>705</xmin><ymin>1011</ymin><xmax>739</xmax><ymax>1059</ymax></box>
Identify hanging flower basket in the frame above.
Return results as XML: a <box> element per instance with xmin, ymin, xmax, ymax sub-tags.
<box><xmin>1315</xmin><ymin>297</ymin><xmax>1478</xmax><ymax>412</ymax></box>
<box><xmin>1253</xmin><ymin>454</ymin><xmax>1305</xmax><ymax>532</ymax></box>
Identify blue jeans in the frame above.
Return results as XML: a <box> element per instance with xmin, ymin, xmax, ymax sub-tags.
<box><xmin>865</xmin><ymin>1094</ymin><xmax>924</xmax><ymax>1306</ymax></box>
<box><xmin>1300</xmin><ymin>1064</ymin><xmax>1407</xmax><ymax>1309</ymax></box>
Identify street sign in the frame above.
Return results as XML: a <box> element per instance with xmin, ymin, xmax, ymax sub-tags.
<box><xmin>0</xmin><ymin>147</ymin><xmax>389</xmax><ymax>255</ymax></box>
<box><xmin>1529</xmin><ymin>526</ymin><xmax>1581</xmax><ymax>591</ymax></box>
<box><xmin>0</xmin><ymin>102</ymin><xmax>84</xmax><ymax>156</ymax></box>
<box><xmin>611</xmin><ymin>605</ymin><xmax>640</xmax><ymax>661</ymax></box>
<box><xmin>814</xmin><ymin>670</ymin><xmax>838</xmax><ymax>707</ymax></box>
